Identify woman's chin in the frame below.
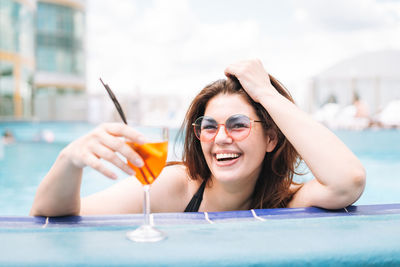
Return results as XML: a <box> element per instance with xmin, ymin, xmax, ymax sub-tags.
<box><xmin>211</xmin><ymin>169</ymin><xmax>245</xmax><ymax>184</ymax></box>
<box><xmin>210</xmin><ymin>161</ymin><xmax>262</xmax><ymax>186</ymax></box>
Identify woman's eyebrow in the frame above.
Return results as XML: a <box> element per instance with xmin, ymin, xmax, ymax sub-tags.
<box><xmin>203</xmin><ymin>117</ymin><xmax>216</xmax><ymax>122</ymax></box>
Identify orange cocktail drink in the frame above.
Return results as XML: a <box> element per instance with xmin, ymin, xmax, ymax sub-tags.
<box><xmin>127</xmin><ymin>141</ymin><xmax>168</xmax><ymax>185</ymax></box>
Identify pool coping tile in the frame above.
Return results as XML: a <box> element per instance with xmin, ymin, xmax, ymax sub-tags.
<box><xmin>1</xmin><ymin>203</ymin><xmax>399</xmax><ymax>228</ymax></box>
<box><xmin>0</xmin><ymin>216</ymin><xmax>46</xmax><ymax>228</ymax></box>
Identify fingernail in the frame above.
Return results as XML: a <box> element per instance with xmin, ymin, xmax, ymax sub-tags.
<box><xmin>135</xmin><ymin>158</ymin><xmax>144</xmax><ymax>167</ymax></box>
<box><xmin>111</xmin><ymin>173</ymin><xmax>118</xmax><ymax>180</ymax></box>
<box><xmin>137</xmin><ymin>135</ymin><xmax>146</xmax><ymax>144</ymax></box>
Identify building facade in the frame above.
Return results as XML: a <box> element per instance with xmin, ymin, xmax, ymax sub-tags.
<box><xmin>0</xmin><ymin>0</ymin><xmax>35</xmax><ymax>119</ymax></box>
<box><xmin>34</xmin><ymin>0</ymin><xmax>86</xmax><ymax>120</ymax></box>
<box><xmin>0</xmin><ymin>0</ymin><xmax>86</xmax><ymax>120</ymax></box>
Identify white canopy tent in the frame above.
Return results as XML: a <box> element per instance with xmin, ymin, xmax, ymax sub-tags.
<box><xmin>309</xmin><ymin>50</ymin><xmax>400</xmax><ymax>116</ymax></box>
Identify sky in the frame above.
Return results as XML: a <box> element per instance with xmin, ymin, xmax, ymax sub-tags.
<box><xmin>86</xmin><ymin>0</ymin><xmax>400</xmax><ymax>105</ymax></box>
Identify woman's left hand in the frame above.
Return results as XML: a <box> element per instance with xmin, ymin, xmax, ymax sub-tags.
<box><xmin>224</xmin><ymin>59</ymin><xmax>278</xmax><ymax>103</ymax></box>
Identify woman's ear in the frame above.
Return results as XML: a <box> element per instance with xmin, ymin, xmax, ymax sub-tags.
<box><xmin>266</xmin><ymin>134</ymin><xmax>278</xmax><ymax>153</ymax></box>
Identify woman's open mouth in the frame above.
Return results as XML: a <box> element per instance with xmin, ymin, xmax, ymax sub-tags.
<box><xmin>214</xmin><ymin>153</ymin><xmax>241</xmax><ymax>166</ymax></box>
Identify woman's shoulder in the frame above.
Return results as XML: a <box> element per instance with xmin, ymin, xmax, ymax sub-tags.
<box><xmin>150</xmin><ymin>164</ymin><xmax>197</xmax><ymax>212</ymax></box>
<box><xmin>161</xmin><ymin>164</ymin><xmax>189</xmax><ymax>184</ymax></box>
<box><xmin>289</xmin><ymin>182</ymin><xmax>303</xmax><ymax>194</ymax></box>
<box><xmin>161</xmin><ymin>164</ymin><xmax>205</xmax><ymax>196</ymax></box>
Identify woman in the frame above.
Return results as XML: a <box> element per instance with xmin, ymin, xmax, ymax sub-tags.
<box><xmin>30</xmin><ymin>59</ymin><xmax>366</xmax><ymax>216</ymax></box>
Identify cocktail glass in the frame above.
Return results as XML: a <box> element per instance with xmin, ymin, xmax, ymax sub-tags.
<box><xmin>126</xmin><ymin>127</ymin><xmax>169</xmax><ymax>242</ymax></box>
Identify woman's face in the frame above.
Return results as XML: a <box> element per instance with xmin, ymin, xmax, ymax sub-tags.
<box><xmin>201</xmin><ymin>93</ymin><xmax>276</xmax><ymax>185</ymax></box>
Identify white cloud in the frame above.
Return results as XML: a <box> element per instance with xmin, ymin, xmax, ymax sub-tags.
<box><xmin>294</xmin><ymin>8</ymin><xmax>308</xmax><ymax>23</ymax></box>
<box><xmin>86</xmin><ymin>0</ymin><xmax>400</xmax><ymax>107</ymax></box>
<box><xmin>87</xmin><ymin>0</ymin><xmax>266</xmax><ymax>97</ymax></box>
<box><xmin>133</xmin><ymin>0</ymin><xmax>195</xmax><ymax>44</ymax></box>
<box><xmin>295</xmin><ymin>0</ymin><xmax>400</xmax><ymax>31</ymax></box>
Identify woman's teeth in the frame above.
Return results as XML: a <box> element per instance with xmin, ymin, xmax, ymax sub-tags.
<box><xmin>216</xmin><ymin>153</ymin><xmax>240</xmax><ymax>161</ymax></box>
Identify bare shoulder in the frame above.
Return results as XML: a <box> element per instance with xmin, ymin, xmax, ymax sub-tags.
<box><xmin>287</xmin><ymin>181</ymin><xmax>310</xmax><ymax>208</ymax></box>
<box><xmin>154</xmin><ymin>164</ymin><xmax>189</xmax><ymax>191</ymax></box>
<box><xmin>150</xmin><ymin>164</ymin><xmax>193</xmax><ymax>212</ymax></box>
<box><xmin>289</xmin><ymin>183</ymin><xmax>303</xmax><ymax>194</ymax></box>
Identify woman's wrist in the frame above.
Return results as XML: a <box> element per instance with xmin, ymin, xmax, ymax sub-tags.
<box><xmin>59</xmin><ymin>145</ymin><xmax>85</xmax><ymax>171</ymax></box>
<box><xmin>258</xmin><ymin>85</ymin><xmax>284</xmax><ymax>107</ymax></box>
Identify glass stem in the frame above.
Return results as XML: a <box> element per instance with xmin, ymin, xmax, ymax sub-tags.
<box><xmin>143</xmin><ymin>184</ymin><xmax>151</xmax><ymax>226</ymax></box>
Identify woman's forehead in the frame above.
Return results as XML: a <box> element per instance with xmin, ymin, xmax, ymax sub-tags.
<box><xmin>204</xmin><ymin>94</ymin><xmax>258</xmax><ymax>120</ymax></box>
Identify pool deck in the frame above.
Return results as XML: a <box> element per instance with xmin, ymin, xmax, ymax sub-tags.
<box><xmin>1</xmin><ymin>204</ymin><xmax>400</xmax><ymax>266</ymax></box>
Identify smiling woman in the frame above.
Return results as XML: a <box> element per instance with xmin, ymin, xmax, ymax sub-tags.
<box><xmin>180</xmin><ymin>77</ymin><xmax>300</xmax><ymax>210</ymax></box>
<box><xmin>30</xmin><ymin>59</ymin><xmax>366</xmax><ymax>218</ymax></box>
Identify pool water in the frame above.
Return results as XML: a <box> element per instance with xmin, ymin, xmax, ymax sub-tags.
<box><xmin>0</xmin><ymin>122</ymin><xmax>399</xmax><ymax>215</ymax></box>
<box><xmin>334</xmin><ymin>130</ymin><xmax>400</xmax><ymax>205</ymax></box>
<box><xmin>1</xmin><ymin>205</ymin><xmax>400</xmax><ymax>266</ymax></box>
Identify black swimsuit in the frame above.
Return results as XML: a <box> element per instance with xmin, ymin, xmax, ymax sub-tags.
<box><xmin>184</xmin><ymin>181</ymin><xmax>206</xmax><ymax>212</ymax></box>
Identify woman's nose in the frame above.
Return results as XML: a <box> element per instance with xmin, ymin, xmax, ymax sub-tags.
<box><xmin>214</xmin><ymin>125</ymin><xmax>233</xmax><ymax>144</ymax></box>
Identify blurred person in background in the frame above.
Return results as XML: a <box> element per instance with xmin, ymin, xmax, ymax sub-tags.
<box><xmin>352</xmin><ymin>91</ymin><xmax>370</xmax><ymax>119</ymax></box>
<box><xmin>2</xmin><ymin>129</ymin><xmax>15</xmax><ymax>145</ymax></box>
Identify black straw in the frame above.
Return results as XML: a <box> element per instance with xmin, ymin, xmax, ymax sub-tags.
<box><xmin>99</xmin><ymin>78</ymin><xmax>128</xmax><ymax>124</ymax></box>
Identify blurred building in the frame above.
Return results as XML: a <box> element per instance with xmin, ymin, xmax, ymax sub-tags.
<box><xmin>34</xmin><ymin>0</ymin><xmax>86</xmax><ymax>120</ymax></box>
<box><xmin>0</xmin><ymin>0</ymin><xmax>86</xmax><ymax>120</ymax></box>
<box><xmin>88</xmin><ymin>90</ymin><xmax>190</xmax><ymax>129</ymax></box>
<box><xmin>0</xmin><ymin>0</ymin><xmax>35</xmax><ymax>119</ymax></box>
<box><xmin>308</xmin><ymin>50</ymin><xmax>400</xmax><ymax>116</ymax></box>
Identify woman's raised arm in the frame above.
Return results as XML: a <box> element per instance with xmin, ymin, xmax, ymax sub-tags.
<box><xmin>225</xmin><ymin>59</ymin><xmax>366</xmax><ymax>209</ymax></box>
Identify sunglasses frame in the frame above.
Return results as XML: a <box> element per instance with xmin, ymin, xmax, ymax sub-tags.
<box><xmin>192</xmin><ymin>114</ymin><xmax>264</xmax><ymax>142</ymax></box>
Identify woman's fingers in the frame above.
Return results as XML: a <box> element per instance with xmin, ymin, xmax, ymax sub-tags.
<box><xmin>67</xmin><ymin>123</ymin><xmax>148</xmax><ymax>179</ymax></box>
<box><xmin>91</xmin><ymin>143</ymin><xmax>136</xmax><ymax>176</ymax></box>
<box><xmin>224</xmin><ymin>62</ymin><xmax>243</xmax><ymax>78</ymax></box>
<box><xmin>225</xmin><ymin>59</ymin><xmax>264</xmax><ymax>78</ymax></box>
<box><xmin>224</xmin><ymin>59</ymin><xmax>276</xmax><ymax>103</ymax></box>
<box><xmin>100</xmin><ymin>123</ymin><xmax>146</xmax><ymax>144</ymax></box>
<box><xmin>85</xmin><ymin>153</ymin><xmax>118</xmax><ymax>180</ymax></box>
<box><xmin>97</xmin><ymin>131</ymin><xmax>144</xmax><ymax>168</ymax></box>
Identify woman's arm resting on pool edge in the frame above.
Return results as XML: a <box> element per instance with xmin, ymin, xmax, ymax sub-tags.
<box><xmin>30</xmin><ymin>149</ymin><xmax>83</xmax><ymax>216</ymax></box>
<box><xmin>30</xmin><ymin>123</ymin><xmax>147</xmax><ymax>216</ymax></box>
<box><xmin>225</xmin><ymin>59</ymin><xmax>366</xmax><ymax>210</ymax></box>
<box><xmin>261</xmin><ymin>86</ymin><xmax>366</xmax><ymax>210</ymax></box>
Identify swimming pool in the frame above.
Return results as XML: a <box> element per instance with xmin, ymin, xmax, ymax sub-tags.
<box><xmin>1</xmin><ymin>204</ymin><xmax>399</xmax><ymax>266</ymax></box>
<box><xmin>1</xmin><ymin>122</ymin><xmax>400</xmax><ymax>266</ymax></box>
<box><xmin>0</xmin><ymin>122</ymin><xmax>400</xmax><ymax>215</ymax></box>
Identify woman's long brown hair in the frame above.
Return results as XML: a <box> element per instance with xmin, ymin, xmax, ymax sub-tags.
<box><xmin>174</xmin><ymin>76</ymin><xmax>302</xmax><ymax>209</ymax></box>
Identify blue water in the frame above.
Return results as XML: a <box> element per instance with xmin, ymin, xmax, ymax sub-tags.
<box><xmin>0</xmin><ymin>122</ymin><xmax>399</xmax><ymax>215</ymax></box>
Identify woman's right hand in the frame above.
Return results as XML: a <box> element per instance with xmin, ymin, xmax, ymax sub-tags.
<box><xmin>224</xmin><ymin>59</ymin><xmax>278</xmax><ymax>103</ymax></box>
<box><xmin>62</xmin><ymin>123</ymin><xmax>145</xmax><ymax>179</ymax></box>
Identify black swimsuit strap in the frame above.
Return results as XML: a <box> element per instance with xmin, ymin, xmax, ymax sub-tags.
<box><xmin>184</xmin><ymin>181</ymin><xmax>206</xmax><ymax>212</ymax></box>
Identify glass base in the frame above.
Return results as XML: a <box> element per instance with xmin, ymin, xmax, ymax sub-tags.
<box><xmin>126</xmin><ymin>225</ymin><xmax>167</xmax><ymax>242</ymax></box>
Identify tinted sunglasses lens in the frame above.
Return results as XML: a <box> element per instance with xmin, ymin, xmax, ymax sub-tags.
<box><xmin>226</xmin><ymin>115</ymin><xmax>251</xmax><ymax>141</ymax></box>
<box><xmin>194</xmin><ymin>117</ymin><xmax>218</xmax><ymax>141</ymax></box>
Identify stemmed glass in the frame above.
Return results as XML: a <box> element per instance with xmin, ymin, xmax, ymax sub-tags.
<box><xmin>125</xmin><ymin>126</ymin><xmax>169</xmax><ymax>242</ymax></box>
<box><xmin>99</xmin><ymin>78</ymin><xmax>168</xmax><ymax>242</ymax></box>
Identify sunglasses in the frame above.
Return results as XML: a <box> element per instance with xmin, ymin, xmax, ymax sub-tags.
<box><xmin>192</xmin><ymin>114</ymin><xmax>264</xmax><ymax>142</ymax></box>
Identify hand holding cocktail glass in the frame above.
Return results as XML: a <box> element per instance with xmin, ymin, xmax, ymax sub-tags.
<box><xmin>100</xmin><ymin>78</ymin><xmax>168</xmax><ymax>242</ymax></box>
